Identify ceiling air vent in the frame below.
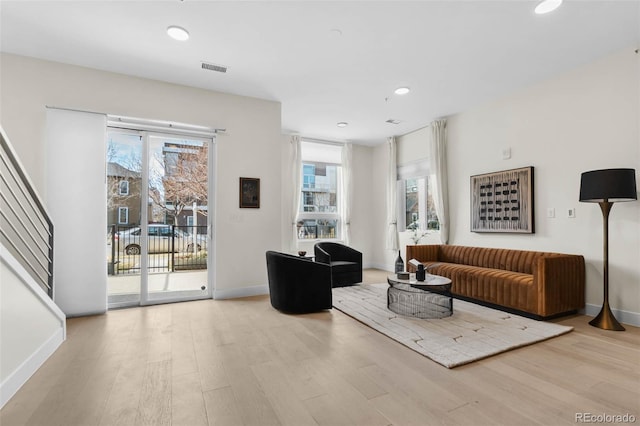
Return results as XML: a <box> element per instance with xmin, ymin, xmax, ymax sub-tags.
<box><xmin>386</xmin><ymin>119</ymin><xmax>401</xmax><ymax>124</ymax></box>
<box><xmin>201</xmin><ymin>62</ymin><xmax>228</xmax><ymax>73</ymax></box>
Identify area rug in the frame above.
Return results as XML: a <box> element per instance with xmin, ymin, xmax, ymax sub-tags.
<box><xmin>332</xmin><ymin>283</ymin><xmax>573</xmax><ymax>368</ymax></box>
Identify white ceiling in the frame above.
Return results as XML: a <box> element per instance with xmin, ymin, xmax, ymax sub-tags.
<box><xmin>1</xmin><ymin>1</ymin><xmax>638</xmax><ymax>145</ymax></box>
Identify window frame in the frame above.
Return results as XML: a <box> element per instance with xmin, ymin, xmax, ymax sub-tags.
<box><xmin>297</xmin><ymin>141</ymin><xmax>343</xmax><ymax>241</ymax></box>
<box><xmin>117</xmin><ymin>206</ymin><xmax>129</xmax><ymax>224</ymax></box>
<box><xmin>397</xmin><ymin>161</ymin><xmax>440</xmax><ymax>233</ymax></box>
<box><xmin>118</xmin><ymin>180</ymin><xmax>129</xmax><ymax>196</ymax></box>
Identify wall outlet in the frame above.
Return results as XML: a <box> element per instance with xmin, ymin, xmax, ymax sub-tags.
<box><xmin>547</xmin><ymin>208</ymin><xmax>555</xmax><ymax>218</ymax></box>
<box><xmin>568</xmin><ymin>208</ymin><xmax>576</xmax><ymax>218</ymax></box>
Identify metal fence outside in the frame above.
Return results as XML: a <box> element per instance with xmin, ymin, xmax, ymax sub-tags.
<box><xmin>108</xmin><ymin>224</ymin><xmax>207</xmax><ymax>275</ymax></box>
<box><xmin>297</xmin><ymin>224</ymin><xmax>336</xmax><ymax>239</ymax></box>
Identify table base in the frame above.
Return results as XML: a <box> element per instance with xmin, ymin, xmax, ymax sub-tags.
<box><xmin>387</xmin><ymin>286</ymin><xmax>453</xmax><ymax>319</ymax></box>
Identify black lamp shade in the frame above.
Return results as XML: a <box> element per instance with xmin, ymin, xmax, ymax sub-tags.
<box><xmin>579</xmin><ymin>168</ymin><xmax>637</xmax><ymax>203</ymax></box>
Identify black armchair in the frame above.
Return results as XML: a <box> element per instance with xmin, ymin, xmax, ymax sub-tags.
<box><xmin>265</xmin><ymin>251</ymin><xmax>332</xmax><ymax>313</ymax></box>
<box><xmin>314</xmin><ymin>242</ymin><xmax>363</xmax><ymax>287</ymax></box>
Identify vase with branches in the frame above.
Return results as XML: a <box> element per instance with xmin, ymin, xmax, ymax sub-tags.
<box><xmin>407</xmin><ymin>222</ymin><xmax>429</xmax><ymax>245</ymax></box>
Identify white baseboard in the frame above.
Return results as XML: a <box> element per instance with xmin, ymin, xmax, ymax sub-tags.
<box><xmin>213</xmin><ymin>284</ymin><xmax>269</xmax><ymax>300</ymax></box>
<box><xmin>367</xmin><ymin>262</ymin><xmax>393</xmax><ymax>272</ymax></box>
<box><xmin>0</xmin><ymin>328</ymin><xmax>65</xmax><ymax>409</ymax></box>
<box><xmin>65</xmin><ymin>309</ymin><xmax>107</xmax><ymax>318</ymax></box>
<box><xmin>583</xmin><ymin>304</ymin><xmax>640</xmax><ymax>328</ymax></box>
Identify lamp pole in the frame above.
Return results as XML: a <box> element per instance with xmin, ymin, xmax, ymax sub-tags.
<box><xmin>579</xmin><ymin>168</ymin><xmax>637</xmax><ymax>331</ymax></box>
<box><xmin>589</xmin><ymin>201</ymin><xmax>625</xmax><ymax>331</ymax></box>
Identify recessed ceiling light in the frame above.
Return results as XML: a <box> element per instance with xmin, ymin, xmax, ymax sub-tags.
<box><xmin>535</xmin><ymin>0</ymin><xmax>562</xmax><ymax>14</ymax></box>
<box><xmin>167</xmin><ymin>26</ymin><xmax>189</xmax><ymax>41</ymax></box>
<box><xmin>394</xmin><ymin>87</ymin><xmax>410</xmax><ymax>95</ymax></box>
<box><xmin>337</xmin><ymin>122</ymin><xmax>348</xmax><ymax>128</ymax></box>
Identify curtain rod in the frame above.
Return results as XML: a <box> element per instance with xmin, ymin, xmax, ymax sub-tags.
<box><xmin>45</xmin><ymin>105</ymin><xmax>106</xmax><ymax>116</ymax></box>
<box><xmin>300</xmin><ymin>136</ymin><xmax>346</xmax><ymax>147</ymax></box>
<box><xmin>45</xmin><ymin>106</ymin><xmax>225</xmax><ymax>134</ymax></box>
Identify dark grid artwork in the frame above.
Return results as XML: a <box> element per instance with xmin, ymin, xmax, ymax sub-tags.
<box><xmin>471</xmin><ymin>166</ymin><xmax>534</xmax><ymax>233</ymax></box>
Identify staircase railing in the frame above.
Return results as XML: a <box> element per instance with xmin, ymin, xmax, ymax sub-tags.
<box><xmin>0</xmin><ymin>127</ymin><xmax>54</xmax><ymax>298</ymax></box>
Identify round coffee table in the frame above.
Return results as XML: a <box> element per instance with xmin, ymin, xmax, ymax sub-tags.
<box><xmin>387</xmin><ymin>273</ymin><xmax>453</xmax><ymax>319</ymax></box>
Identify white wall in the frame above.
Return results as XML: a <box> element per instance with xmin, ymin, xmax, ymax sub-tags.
<box><xmin>1</xmin><ymin>245</ymin><xmax>66</xmax><ymax>408</ymax></box>
<box><xmin>370</xmin><ymin>143</ymin><xmax>391</xmax><ymax>270</ymax></box>
<box><xmin>348</xmin><ymin>144</ymin><xmax>375</xmax><ymax>265</ymax></box>
<box><xmin>0</xmin><ymin>53</ymin><xmax>282</xmax><ymax>299</ymax></box>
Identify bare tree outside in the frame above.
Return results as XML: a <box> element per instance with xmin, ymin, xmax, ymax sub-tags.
<box><xmin>148</xmin><ymin>142</ymin><xmax>208</xmax><ymax>225</ymax></box>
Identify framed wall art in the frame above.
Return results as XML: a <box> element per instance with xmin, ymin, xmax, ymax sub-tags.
<box><xmin>470</xmin><ymin>166</ymin><xmax>534</xmax><ymax>233</ymax></box>
<box><xmin>239</xmin><ymin>177</ymin><xmax>260</xmax><ymax>208</ymax></box>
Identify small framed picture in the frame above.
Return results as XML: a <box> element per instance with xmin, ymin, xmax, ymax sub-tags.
<box><xmin>239</xmin><ymin>177</ymin><xmax>260</xmax><ymax>208</ymax></box>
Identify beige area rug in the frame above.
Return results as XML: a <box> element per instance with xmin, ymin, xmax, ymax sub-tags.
<box><xmin>332</xmin><ymin>283</ymin><xmax>573</xmax><ymax>368</ymax></box>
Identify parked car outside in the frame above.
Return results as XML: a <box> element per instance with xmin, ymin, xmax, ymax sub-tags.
<box><xmin>114</xmin><ymin>224</ymin><xmax>207</xmax><ymax>255</ymax></box>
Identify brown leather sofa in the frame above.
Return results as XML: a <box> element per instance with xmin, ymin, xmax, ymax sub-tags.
<box><xmin>405</xmin><ymin>245</ymin><xmax>585</xmax><ymax>319</ymax></box>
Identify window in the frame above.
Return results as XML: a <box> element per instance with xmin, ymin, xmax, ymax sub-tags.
<box><xmin>158</xmin><ymin>226</ymin><xmax>173</xmax><ymax>237</ymax></box>
<box><xmin>118</xmin><ymin>180</ymin><xmax>129</xmax><ymax>196</ymax></box>
<box><xmin>118</xmin><ymin>207</ymin><xmax>129</xmax><ymax>224</ymax></box>
<box><xmin>397</xmin><ymin>162</ymin><xmax>440</xmax><ymax>232</ymax></box>
<box><xmin>187</xmin><ymin>216</ymin><xmax>194</xmax><ymax>227</ymax></box>
<box><xmin>297</xmin><ymin>141</ymin><xmax>343</xmax><ymax>240</ymax></box>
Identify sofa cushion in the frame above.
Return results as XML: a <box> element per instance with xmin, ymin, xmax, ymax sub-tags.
<box><xmin>425</xmin><ymin>262</ymin><xmax>536</xmax><ymax>314</ymax></box>
<box><xmin>438</xmin><ymin>245</ymin><xmax>552</xmax><ymax>274</ymax></box>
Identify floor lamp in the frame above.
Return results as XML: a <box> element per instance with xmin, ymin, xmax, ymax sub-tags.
<box><xmin>579</xmin><ymin>168</ymin><xmax>637</xmax><ymax>331</ymax></box>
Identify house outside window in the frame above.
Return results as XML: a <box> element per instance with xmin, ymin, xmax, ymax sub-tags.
<box><xmin>118</xmin><ymin>207</ymin><xmax>129</xmax><ymax>224</ymax></box>
<box><xmin>106</xmin><ymin>160</ymin><xmax>141</xmax><ymax>227</ymax></box>
<box><xmin>297</xmin><ymin>141</ymin><xmax>342</xmax><ymax>240</ymax></box>
<box><xmin>118</xmin><ymin>180</ymin><xmax>129</xmax><ymax>196</ymax></box>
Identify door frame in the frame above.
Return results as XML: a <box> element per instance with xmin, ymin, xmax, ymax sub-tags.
<box><xmin>106</xmin><ymin>125</ymin><xmax>216</xmax><ymax>308</ymax></box>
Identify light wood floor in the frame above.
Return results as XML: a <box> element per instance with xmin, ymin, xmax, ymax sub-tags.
<box><xmin>2</xmin><ymin>269</ymin><xmax>639</xmax><ymax>426</ymax></box>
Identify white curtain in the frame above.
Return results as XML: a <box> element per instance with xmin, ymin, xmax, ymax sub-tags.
<box><xmin>46</xmin><ymin>108</ymin><xmax>107</xmax><ymax>315</ymax></box>
<box><xmin>428</xmin><ymin>119</ymin><xmax>449</xmax><ymax>244</ymax></box>
<box><xmin>289</xmin><ymin>135</ymin><xmax>302</xmax><ymax>251</ymax></box>
<box><xmin>340</xmin><ymin>143</ymin><xmax>353</xmax><ymax>245</ymax></box>
<box><xmin>385</xmin><ymin>137</ymin><xmax>399</xmax><ymax>250</ymax></box>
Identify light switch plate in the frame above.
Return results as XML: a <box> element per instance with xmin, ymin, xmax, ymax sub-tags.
<box><xmin>502</xmin><ymin>148</ymin><xmax>511</xmax><ymax>160</ymax></box>
<box><xmin>547</xmin><ymin>208</ymin><xmax>555</xmax><ymax>218</ymax></box>
<box><xmin>568</xmin><ymin>208</ymin><xmax>576</xmax><ymax>218</ymax></box>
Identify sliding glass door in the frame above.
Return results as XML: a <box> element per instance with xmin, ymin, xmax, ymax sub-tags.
<box><xmin>106</xmin><ymin>129</ymin><xmax>214</xmax><ymax>308</ymax></box>
<box><xmin>107</xmin><ymin>131</ymin><xmax>143</xmax><ymax>307</ymax></box>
